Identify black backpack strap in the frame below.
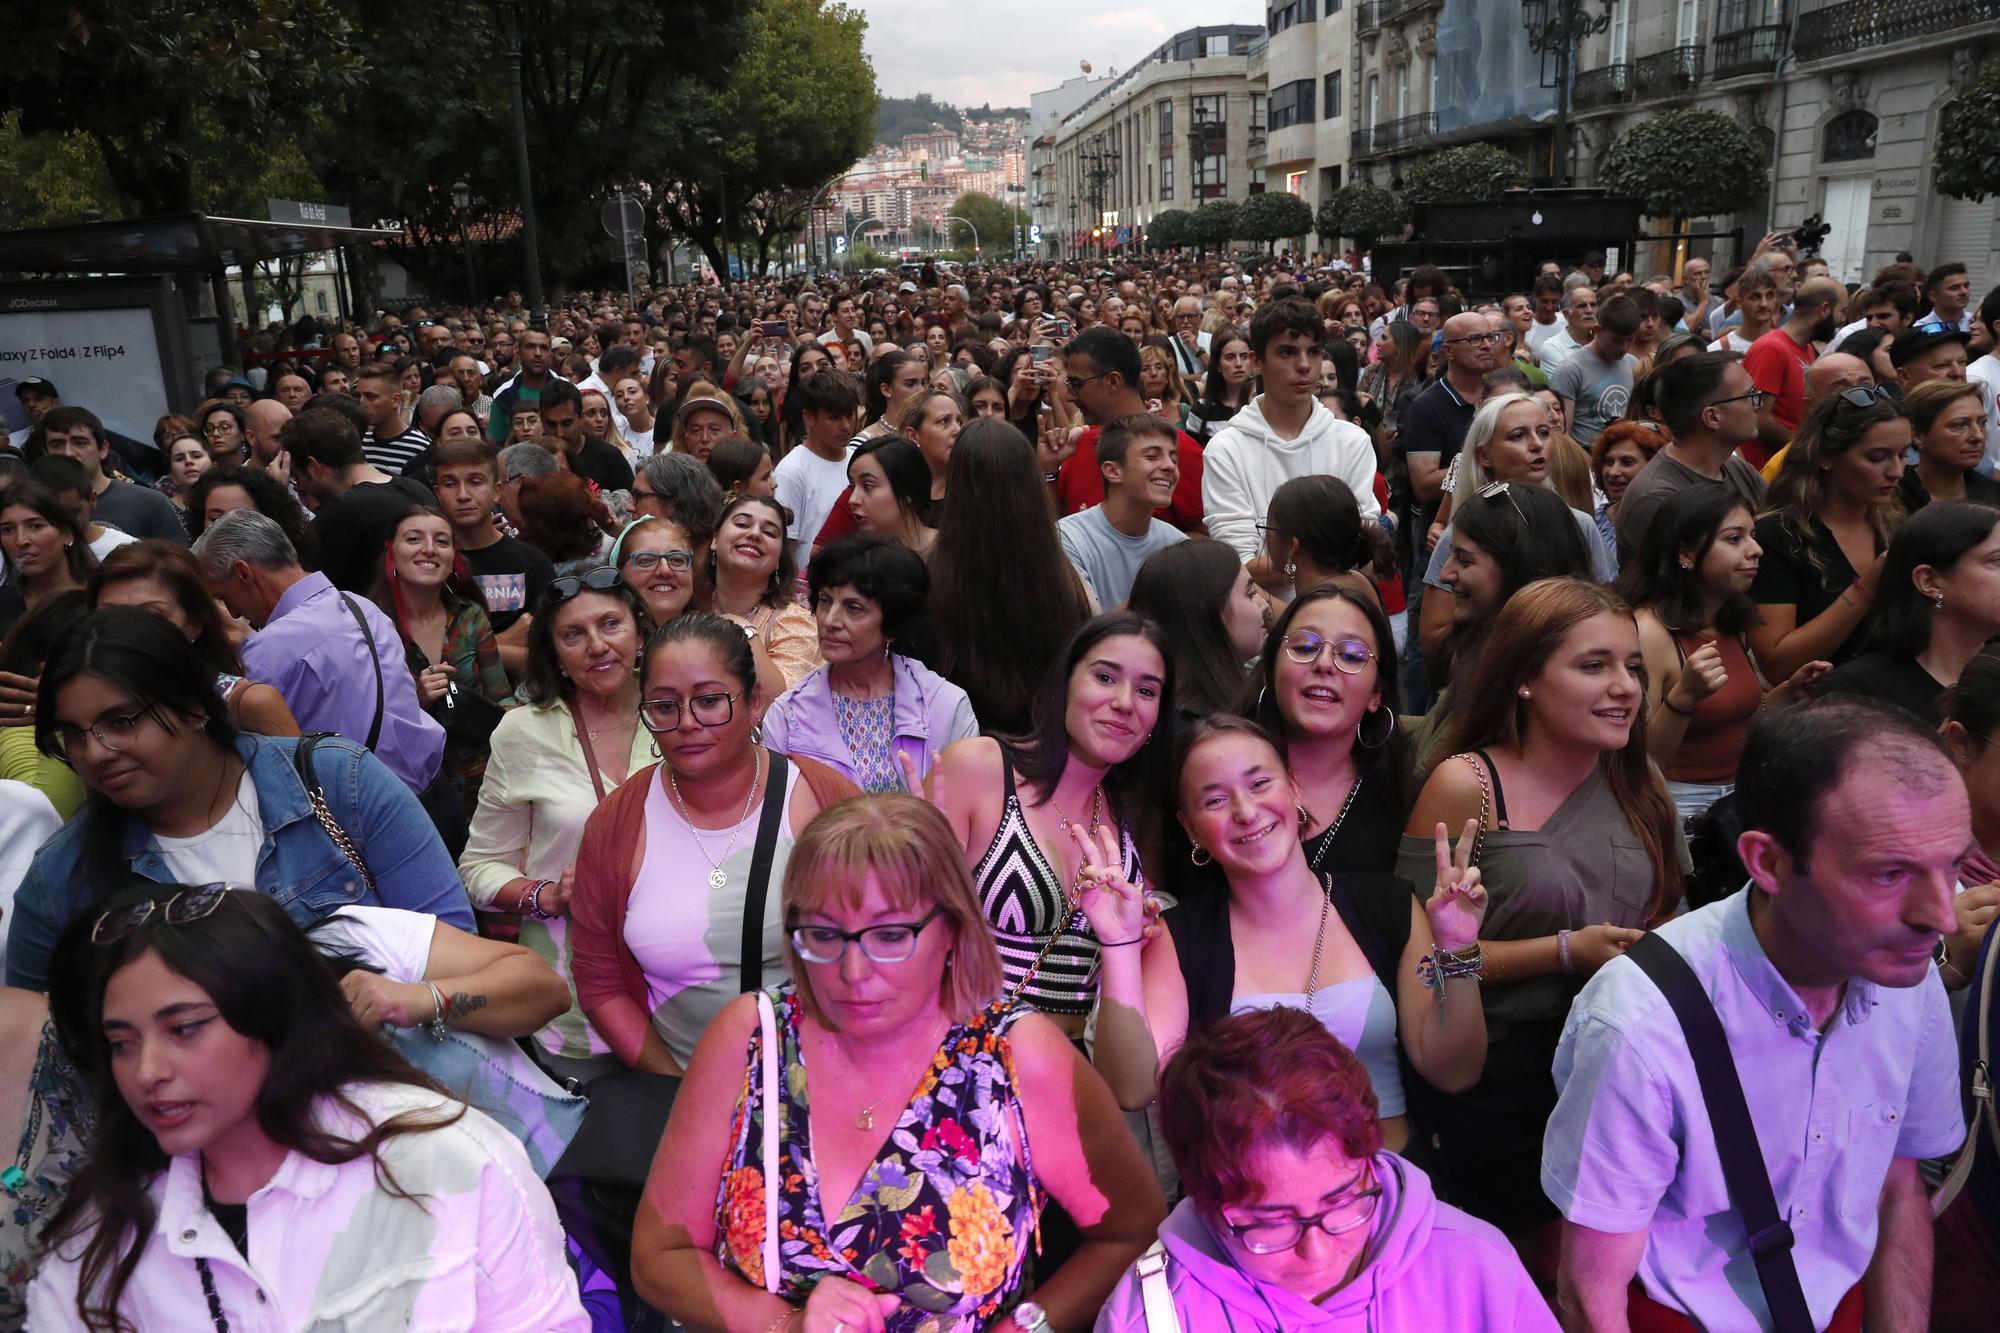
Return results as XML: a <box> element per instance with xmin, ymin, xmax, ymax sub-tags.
<box><xmin>740</xmin><ymin>752</ymin><xmax>791</xmax><ymax>996</ymax></box>
<box><xmin>1470</xmin><ymin>748</ymin><xmax>1509</xmax><ymax>828</ymax></box>
<box><xmin>1627</xmin><ymin>931</ymin><xmax>1814</xmax><ymax>1333</ymax></box>
<box><xmin>337</xmin><ymin>593</ymin><xmax>386</xmax><ymax>752</ymax></box>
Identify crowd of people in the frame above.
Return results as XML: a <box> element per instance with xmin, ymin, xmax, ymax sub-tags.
<box><xmin>0</xmin><ymin>236</ymin><xmax>1996</xmax><ymax>1333</ymax></box>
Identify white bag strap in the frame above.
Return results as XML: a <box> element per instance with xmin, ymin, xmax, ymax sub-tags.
<box><xmin>757</xmin><ymin>989</ymin><xmax>782</xmax><ymax>1293</ymax></box>
<box><xmin>1934</xmin><ymin>940</ymin><xmax>2000</xmax><ymax>1217</ymax></box>
<box><xmin>1135</xmin><ymin>1239</ymin><xmax>1180</xmax><ymax>1333</ymax></box>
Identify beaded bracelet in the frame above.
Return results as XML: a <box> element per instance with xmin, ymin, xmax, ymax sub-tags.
<box><xmin>1416</xmin><ymin>943</ymin><xmax>1485</xmax><ymax>1000</ymax></box>
<box><xmin>525</xmin><ymin>879</ymin><xmax>557</xmax><ymax>920</ymax></box>
<box><xmin>1557</xmin><ymin>927</ymin><xmax>1574</xmax><ymax>976</ymax></box>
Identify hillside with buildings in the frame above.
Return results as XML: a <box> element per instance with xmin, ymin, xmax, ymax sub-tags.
<box><xmin>822</xmin><ymin>98</ymin><xmax>1030</xmax><ymax>251</ymax></box>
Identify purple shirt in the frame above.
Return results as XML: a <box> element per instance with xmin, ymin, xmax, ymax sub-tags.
<box><xmin>242</xmin><ymin>572</ymin><xmax>444</xmax><ymax>793</ymax></box>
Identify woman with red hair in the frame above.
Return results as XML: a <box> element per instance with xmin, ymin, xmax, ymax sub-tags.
<box><xmin>1095</xmin><ymin>1006</ymin><xmax>1555</xmax><ymax>1331</ymax></box>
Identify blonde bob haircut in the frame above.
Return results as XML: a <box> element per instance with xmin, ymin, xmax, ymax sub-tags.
<box><xmin>782</xmin><ymin>794</ymin><xmax>1004</xmax><ymax>1030</ymax></box>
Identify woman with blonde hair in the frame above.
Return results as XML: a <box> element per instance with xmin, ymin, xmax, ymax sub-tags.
<box><xmin>1138</xmin><ymin>342</ymin><xmax>1194</xmax><ymax>431</ymax></box>
<box><xmin>579</xmin><ymin>387</ymin><xmax>632</xmax><ymax>461</ymax></box>
<box><xmin>1899</xmin><ymin>378</ymin><xmax>2000</xmax><ymax>511</ymax></box>
<box><xmin>633</xmin><ymin>793</ymin><xmax>1165</xmax><ymax>1332</ymax></box>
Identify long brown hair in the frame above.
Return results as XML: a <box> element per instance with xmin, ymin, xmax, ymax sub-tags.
<box><xmin>1761</xmin><ymin>390</ymin><xmax>1906</xmax><ymax>576</ymax></box>
<box><xmin>1435</xmin><ymin>577</ymin><xmax>1679</xmax><ymax>921</ymax></box>
<box><xmin>86</xmin><ymin>541</ymin><xmax>246</xmax><ymax>674</ymax></box>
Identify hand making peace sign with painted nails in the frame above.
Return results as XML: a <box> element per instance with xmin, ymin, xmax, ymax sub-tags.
<box><xmin>1424</xmin><ymin>818</ymin><xmax>1489</xmax><ymax>954</ymax></box>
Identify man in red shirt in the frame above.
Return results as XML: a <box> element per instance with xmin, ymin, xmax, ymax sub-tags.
<box><xmin>1741</xmin><ymin>277</ymin><xmax>1843</xmax><ymax>470</ymax></box>
<box><xmin>1055</xmin><ymin>326</ymin><xmax>1205</xmax><ymax>532</ymax></box>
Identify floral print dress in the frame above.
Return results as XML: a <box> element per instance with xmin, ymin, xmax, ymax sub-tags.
<box><xmin>715</xmin><ymin>986</ymin><xmax>1044</xmax><ymax>1332</ymax></box>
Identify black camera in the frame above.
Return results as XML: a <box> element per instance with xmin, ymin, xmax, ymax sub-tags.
<box><xmin>1790</xmin><ymin>215</ymin><xmax>1833</xmax><ymax>256</ymax></box>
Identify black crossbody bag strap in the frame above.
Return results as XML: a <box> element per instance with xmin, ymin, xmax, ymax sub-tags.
<box><xmin>1627</xmin><ymin>932</ymin><xmax>1814</xmax><ymax>1333</ymax></box>
<box><xmin>337</xmin><ymin>593</ymin><xmax>386</xmax><ymax>752</ymax></box>
<box><xmin>739</xmin><ymin>752</ymin><xmax>790</xmax><ymax>995</ymax></box>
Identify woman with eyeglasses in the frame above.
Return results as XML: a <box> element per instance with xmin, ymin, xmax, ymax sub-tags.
<box><xmin>1821</xmin><ymin>499</ymin><xmax>2000</xmax><ymax>725</ymax></box>
<box><xmin>1750</xmin><ymin>388</ymin><xmax>1908</xmax><ymax>682</ymax></box>
<box><xmin>568</xmin><ymin>613</ymin><xmax>854</xmax><ymax>1075</ymax></box>
<box><xmin>759</xmin><ymin>535</ymin><xmax>975</xmax><ymax>795</ymax></box>
<box><xmin>30</xmin><ymin>883</ymin><xmax>587</xmax><ymax>1331</ymax></box>
<box><xmin>706</xmin><ymin>493</ymin><xmax>822</xmax><ymax>691</ymax></box>
<box><xmin>1397</xmin><ymin>578</ymin><xmax>1679</xmax><ymax>1235</ymax></box>
<box><xmin>1085</xmin><ymin>713</ymin><xmax>1488</xmax><ymax>1148</ymax></box>
<box><xmin>461</xmin><ymin>567</ymin><xmax>657</xmax><ymax>1085</ymax></box>
<box><xmin>6</xmin><ymin>608</ymin><xmax>474</xmax><ymax>993</ymax></box>
<box><xmin>1899</xmin><ymin>379</ymin><xmax>2000</xmax><ymax>512</ymax></box>
<box><xmin>633</xmin><ymin>794</ymin><xmax>1165</xmax><ymax>1332</ymax></box>
<box><xmin>616</xmin><ymin>516</ymin><xmax>787</xmax><ymax>707</ymax></box>
<box><xmin>1094</xmin><ymin>1006</ymin><xmax>1554</xmax><ymax>1332</ymax></box>
<box><xmin>194</xmin><ymin>401</ymin><xmax>249</xmax><ymax>469</ymax></box>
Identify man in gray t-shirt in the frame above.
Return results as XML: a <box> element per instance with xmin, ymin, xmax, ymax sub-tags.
<box><xmin>1057</xmin><ymin>415</ymin><xmax>1187</xmax><ymax>608</ymax></box>
<box><xmin>1550</xmin><ymin>293</ymin><xmax>1642</xmax><ymax>446</ymax></box>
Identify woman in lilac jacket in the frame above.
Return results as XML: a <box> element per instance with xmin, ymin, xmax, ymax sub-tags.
<box><xmin>1095</xmin><ymin>1007</ymin><xmax>1556</xmax><ymax>1333</ymax></box>
<box><xmin>757</xmin><ymin>534</ymin><xmax>978</xmax><ymax>792</ymax></box>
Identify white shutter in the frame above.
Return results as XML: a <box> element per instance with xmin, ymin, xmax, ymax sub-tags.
<box><xmin>1819</xmin><ymin>177</ymin><xmax>1873</xmax><ymax>286</ymax></box>
<box><xmin>1938</xmin><ymin>194</ymin><xmax>1997</xmax><ymax>298</ymax></box>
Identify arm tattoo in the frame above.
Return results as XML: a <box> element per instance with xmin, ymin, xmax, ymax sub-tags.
<box><xmin>449</xmin><ymin>992</ymin><xmax>488</xmax><ymax>1019</ymax></box>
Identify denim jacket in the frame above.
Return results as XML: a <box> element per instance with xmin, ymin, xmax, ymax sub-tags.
<box><xmin>756</xmin><ymin>653</ymin><xmax>981</xmax><ymax>787</ymax></box>
<box><xmin>4</xmin><ymin>734</ymin><xmax>474</xmax><ymax>992</ymax></box>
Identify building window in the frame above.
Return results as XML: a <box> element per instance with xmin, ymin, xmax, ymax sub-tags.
<box><xmin>1823</xmin><ymin>109</ymin><xmax>1878</xmax><ymax>162</ymax></box>
<box><xmin>1158</xmin><ymin>99</ymin><xmax>1174</xmax><ymax>142</ymax></box>
<box><xmin>1161</xmin><ymin>155</ymin><xmax>1174</xmax><ymax>199</ymax></box>
<box><xmin>1267</xmin><ymin>0</ymin><xmax>1317</xmax><ymax>34</ymax></box>
<box><xmin>1194</xmin><ymin>94</ymin><xmax>1226</xmax><ymax>126</ymax></box>
<box><xmin>1269</xmin><ymin>79</ymin><xmax>1316</xmax><ymax>131</ymax></box>
<box><xmin>1253</xmin><ymin>93</ymin><xmax>1269</xmax><ymax>131</ymax></box>
<box><xmin>1324</xmin><ymin>71</ymin><xmax>1343</xmax><ymax>120</ymax></box>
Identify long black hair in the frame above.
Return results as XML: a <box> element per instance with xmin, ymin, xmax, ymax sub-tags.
<box><xmin>43</xmin><ymin>884</ymin><xmax>456</xmax><ymax>1331</ymax></box>
<box><xmin>1009</xmin><ymin>611</ymin><xmax>1175</xmax><ymax>831</ymax></box>
<box><xmin>1243</xmin><ymin>583</ymin><xmax>1407</xmax><ymax>800</ymax></box>
<box><xmin>1869</xmin><ymin>499</ymin><xmax>2000</xmax><ymax>659</ymax></box>
<box><xmin>35</xmin><ymin>608</ymin><xmax>239</xmax><ymax>893</ymax></box>
<box><xmin>1126</xmin><ymin>541</ymin><xmax>1254</xmax><ymax>721</ymax></box>
<box><xmin>1615</xmin><ymin>485</ymin><xmax>1760</xmax><ymax>637</ymax></box>
<box><xmin>1441</xmin><ymin>482</ymin><xmax>1592</xmax><ymax>686</ymax></box>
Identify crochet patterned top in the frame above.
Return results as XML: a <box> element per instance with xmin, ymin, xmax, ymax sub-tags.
<box><xmin>713</xmin><ymin>985</ymin><xmax>1046</xmax><ymax>1331</ymax></box>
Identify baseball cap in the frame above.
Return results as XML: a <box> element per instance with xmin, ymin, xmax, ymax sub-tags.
<box><xmin>1889</xmin><ymin>327</ymin><xmax>1970</xmax><ymax>369</ymax></box>
<box><xmin>13</xmin><ymin>376</ymin><xmax>56</xmax><ymax>399</ymax></box>
<box><xmin>676</xmin><ymin>395</ymin><xmax>734</xmax><ymax>423</ymax></box>
<box><xmin>898</xmin><ymin>280</ymin><xmax>919</xmax><ymax>293</ymax></box>
<box><xmin>221</xmin><ymin>376</ymin><xmax>254</xmax><ymax>392</ymax></box>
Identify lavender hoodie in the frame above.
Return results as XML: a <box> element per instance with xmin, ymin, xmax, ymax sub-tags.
<box><xmin>1094</xmin><ymin>1153</ymin><xmax>1557</xmax><ymax>1333</ymax></box>
<box><xmin>756</xmin><ymin>652</ymin><xmax>979</xmax><ymax>787</ymax></box>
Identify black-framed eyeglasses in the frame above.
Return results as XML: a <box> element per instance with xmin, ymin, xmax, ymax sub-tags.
<box><xmin>51</xmin><ymin>706</ymin><xmax>157</xmax><ymax>760</ymax></box>
<box><xmin>1478</xmin><ymin>479</ymin><xmax>1532</xmax><ymax>526</ymax></box>
<box><xmin>1838</xmin><ymin>384</ymin><xmax>1893</xmax><ymax>410</ymax></box>
<box><xmin>1442</xmin><ymin>331</ymin><xmax>1505</xmax><ymax>346</ymax></box>
<box><xmin>790</xmin><ymin>906</ymin><xmax>945</xmax><ymax>965</ymax></box>
<box><xmin>639</xmin><ymin>691</ymin><xmax>738</xmax><ymax>733</ymax></box>
<box><xmin>1220</xmin><ymin>1162</ymin><xmax>1382</xmax><ymax>1254</ymax></box>
<box><xmin>1065</xmin><ymin>371</ymin><xmax>1108</xmax><ymax>395</ymax></box>
<box><xmin>624</xmin><ymin>549</ymin><xmax>692</xmax><ymax>573</ymax></box>
<box><xmin>1281</xmin><ymin>633</ymin><xmax>1377</xmax><ymax>673</ymax></box>
<box><xmin>92</xmin><ymin>884</ymin><xmax>234</xmax><ymax>946</ymax></box>
<box><xmin>547</xmin><ymin>566</ymin><xmax>623</xmax><ymax>605</ymax></box>
<box><xmin>1708</xmin><ymin>387</ymin><xmax>1768</xmax><ymax>411</ymax></box>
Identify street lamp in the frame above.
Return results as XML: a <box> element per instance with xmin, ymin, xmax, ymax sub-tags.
<box><xmin>1522</xmin><ymin>0</ymin><xmax>1616</xmax><ymax>185</ymax></box>
<box><xmin>846</xmin><ymin>215</ymin><xmax>883</xmax><ymax>272</ymax></box>
<box><xmin>495</xmin><ymin>0</ymin><xmax>545</xmax><ymax>323</ymax></box>
<box><xmin>939</xmin><ymin>214</ymin><xmax>980</xmax><ymax>258</ymax></box>
<box><xmin>451</xmin><ymin>179</ymin><xmax>476</xmax><ymax>306</ymax></box>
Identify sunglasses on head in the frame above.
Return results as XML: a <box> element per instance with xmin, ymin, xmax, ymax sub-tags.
<box><xmin>1837</xmin><ymin>384</ymin><xmax>1893</xmax><ymax>410</ymax></box>
<box><xmin>546</xmin><ymin>566</ymin><xmax>623</xmax><ymax>606</ymax></box>
<box><xmin>92</xmin><ymin>884</ymin><xmax>236</xmax><ymax>946</ymax></box>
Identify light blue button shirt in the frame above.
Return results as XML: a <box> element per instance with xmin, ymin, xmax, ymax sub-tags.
<box><xmin>1541</xmin><ymin>890</ymin><xmax>1963</xmax><ymax>1331</ymax></box>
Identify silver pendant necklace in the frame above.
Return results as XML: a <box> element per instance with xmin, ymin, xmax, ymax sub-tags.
<box><xmin>667</xmin><ymin>749</ymin><xmax>765</xmax><ymax>890</ymax></box>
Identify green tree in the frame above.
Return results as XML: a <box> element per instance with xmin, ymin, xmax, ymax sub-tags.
<box><xmin>1317</xmin><ymin>184</ymin><xmax>1409</xmax><ymax>249</ymax></box>
<box><xmin>1191</xmin><ymin>200</ymin><xmax>1241</xmax><ymax>252</ymax></box>
<box><xmin>946</xmin><ymin>191</ymin><xmax>1029</xmax><ymax>258</ymax></box>
<box><xmin>648</xmin><ymin>0</ymin><xmax>877</xmax><ymax>282</ymax></box>
<box><xmin>1401</xmin><ymin>144</ymin><xmax>1525</xmax><ymax>204</ymax></box>
<box><xmin>1596</xmin><ymin>108</ymin><xmax>1767</xmax><ymax>220</ymax></box>
<box><xmin>1237</xmin><ymin>191</ymin><xmax>1315</xmax><ymax>252</ymax></box>
<box><xmin>0</xmin><ymin>1</ymin><xmax>364</xmax><ymax>216</ymax></box>
<box><xmin>1146</xmin><ymin>208</ymin><xmax>1194</xmax><ymax>250</ymax></box>
<box><xmin>1937</xmin><ymin>65</ymin><xmax>2000</xmax><ymax>202</ymax></box>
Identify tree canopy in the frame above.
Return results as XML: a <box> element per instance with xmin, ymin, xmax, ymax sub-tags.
<box><xmin>1191</xmin><ymin>200</ymin><xmax>1241</xmax><ymax>250</ymax></box>
<box><xmin>1317</xmin><ymin>184</ymin><xmax>1409</xmax><ymax>248</ymax></box>
<box><xmin>947</xmin><ymin>191</ymin><xmax>1029</xmax><ymax>257</ymax></box>
<box><xmin>1238</xmin><ymin>191</ymin><xmax>1315</xmax><ymax>251</ymax></box>
<box><xmin>1146</xmin><ymin>208</ymin><xmax>1195</xmax><ymax>250</ymax></box>
<box><xmin>1937</xmin><ymin>65</ymin><xmax>2000</xmax><ymax>203</ymax></box>
<box><xmin>1401</xmin><ymin>144</ymin><xmax>1525</xmax><ymax>204</ymax></box>
<box><xmin>1596</xmin><ymin>108</ymin><xmax>1767</xmax><ymax>220</ymax></box>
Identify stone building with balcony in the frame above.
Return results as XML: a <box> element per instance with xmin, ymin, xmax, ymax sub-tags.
<box><xmin>1563</xmin><ymin>0</ymin><xmax>1998</xmax><ymax>285</ymax></box>
<box><xmin>1248</xmin><ymin>0</ymin><xmax>1359</xmax><ymax>214</ymax></box>
<box><xmin>1044</xmin><ymin>25</ymin><xmax>1265</xmax><ymax>257</ymax></box>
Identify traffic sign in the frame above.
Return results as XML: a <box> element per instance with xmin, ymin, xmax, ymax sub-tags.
<box><xmin>600</xmin><ymin>194</ymin><xmax>644</xmax><ymax>241</ymax></box>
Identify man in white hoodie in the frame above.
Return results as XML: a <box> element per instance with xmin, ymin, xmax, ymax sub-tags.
<box><xmin>1201</xmin><ymin>298</ymin><xmax>1380</xmax><ymax>591</ymax></box>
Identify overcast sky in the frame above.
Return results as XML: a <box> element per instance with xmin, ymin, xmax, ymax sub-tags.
<box><xmin>853</xmin><ymin>1</ymin><xmax>1261</xmax><ymax>110</ymax></box>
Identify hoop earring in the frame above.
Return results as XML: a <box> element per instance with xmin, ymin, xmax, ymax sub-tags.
<box><xmin>1357</xmin><ymin>706</ymin><xmax>1396</xmax><ymax>750</ymax></box>
<box><xmin>1295</xmin><ymin>800</ymin><xmax>1313</xmax><ymax>834</ymax></box>
<box><xmin>1283</xmin><ymin>560</ymin><xmax>1296</xmax><ymax>579</ymax></box>
<box><xmin>1189</xmin><ymin>843</ymin><xmax>1212</xmax><ymax>866</ymax></box>
<box><xmin>649</xmin><ymin>739</ymin><xmax>662</xmax><ymax>759</ymax></box>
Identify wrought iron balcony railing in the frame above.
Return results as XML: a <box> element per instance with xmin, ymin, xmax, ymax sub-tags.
<box><xmin>1575</xmin><ymin>63</ymin><xmax>1630</xmax><ymax>108</ymax></box>
<box><xmin>1631</xmin><ymin>44</ymin><xmax>1704</xmax><ymax>96</ymax></box>
<box><xmin>1795</xmin><ymin>0</ymin><xmax>2000</xmax><ymax>61</ymax></box>
<box><xmin>1714</xmin><ymin>23</ymin><xmax>1787</xmax><ymax>76</ymax></box>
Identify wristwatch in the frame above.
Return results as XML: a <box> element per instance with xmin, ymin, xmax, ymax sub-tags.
<box><xmin>1010</xmin><ymin>1301</ymin><xmax>1052</xmax><ymax>1332</ymax></box>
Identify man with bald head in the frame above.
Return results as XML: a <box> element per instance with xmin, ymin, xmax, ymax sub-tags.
<box><xmin>272</xmin><ymin>373</ymin><xmax>312</xmax><ymax>412</ymax></box>
<box><xmin>1806</xmin><ymin>352</ymin><xmax>1876</xmax><ymax>404</ymax></box>
<box><xmin>243</xmin><ymin>399</ymin><xmax>293</xmax><ymax>472</ymax></box>
<box><xmin>1403</xmin><ymin>311</ymin><xmax>1501</xmax><ymax>506</ymax></box>
<box><xmin>1742</xmin><ymin>276</ymin><xmax>1844</xmax><ymax>469</ymax></box>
